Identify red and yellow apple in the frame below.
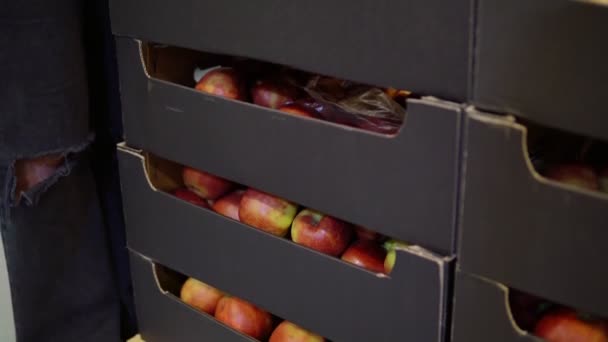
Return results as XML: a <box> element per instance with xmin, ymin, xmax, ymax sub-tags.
<box><xmin>279</xmin><ymin>104</ymin><xmax>318</xmax><ymax>119</ymax></box>
<box><xmin>180</xmin><ymin>278</ymin><xmax>224</xmax><ymax>315</ymax></box>
<box><xmin>195</xmin><ymin>67</ymin><xmax>247</xmax><ymax>101</ymax></box>
<box><xmin>239</xmin><ymin>189</ymin><xmax>298</xmax><ymax>237</ymax></box>
<box><xmin>291</xmin><ymin>209</ymin><xmax>353</xmax><ymax>256</ymax></box>
<box><xmin>215</xmin><ymin>297</ymin><xmax>273</xmax><ymax>340</ymax></box>
<box><xmin>269</xmin><ymin>321</ymin><xmax>325</xmax><ymax>342</ymax></box>
<box><xmin>212</xmin><ymin>190</ymin><xmax>244</xmax><ymax>221</ymax></box>
<box><xmin>172</xmin><ymin>188</ymin><xmax>211</xmax><ymax>209</ymax></box>
<box><xmin>534</xmin><ymin>309</ymin><xmax>608</xmax><ymax>342</ymax></box>
<box><xmin>182</xmin><ymin>166</ymin><xmax>234</xmax><ymax>200</ymax></box>
<box><xmin>251</xmin><ymin>79</ymin><xmax>299</xmax><ymax>109</ymax></box>
<box><xmin>354</xmin><ymin>226</ymin><xmax>383</xmax><ymax>242</ymax></box>
<box><xmin>545</xmin><ymin>164</ymin><xmax>599</xmax><ymax>191</ymax></box>
<box><xmin>383</xmin><ymin>239</ymin><xmax>409</xmax><ymax>274</ymax></box>
<box><xmin>508</xmin><ymin>290</ymin><xmax>550</xmax><ymax>331</ymax></box>
<box><xmin>341</xmin><ymin>240</ymin><xmax>387</xmax><ymax>273</ymax></box>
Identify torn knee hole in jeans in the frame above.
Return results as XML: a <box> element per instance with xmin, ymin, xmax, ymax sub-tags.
<box><xmin>2</xmin><ymin>136</ymin><xmax>93</xmax><ymax>208</ymax></box>
<box><xmin>11</xmin><ymin>153</ymin><xmax>69</xmax><ymax>206</ymax></box>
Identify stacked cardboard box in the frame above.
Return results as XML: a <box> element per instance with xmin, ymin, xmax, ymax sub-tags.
<box><xmin>110</xmin><ymin>0</ymin><xmax>469</xmax><ymax>341</ymax></box>
<box><xmin>453</xmin><ymin>0</ymin><xmax>608</xmax><ymax>340</ymax></box>
<box><xmin>110</xmin><ymin>0</ymin><xmax>607</xmax><ymax>341</ymax></box>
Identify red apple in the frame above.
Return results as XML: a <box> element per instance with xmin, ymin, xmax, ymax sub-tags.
<box><xmin>251</xmin><ymin>79</ymin><xmax>299</xmax><ymax>109</ymax></box>
<box><xmin>291</xmin><ymin>209</ymin><xmax>353</xmax><ymax>256</ymax></box>
<box><xmin>172</xmin><ymin>188</ymin><xmax>211</xmax><ymax>209</ymax></box>
<box><xmin>212</xmin><ymin>190</ymin><xmax>244</xmax><ymax>221</ymax></box>
<box><xmin>341</xmin><ymin>240</ymin><xmax>387</xmax><ymax>273</ymax></box>
<box><xmin>215</xmin><ymin>297</ymin><xmax>273</xmax><ymax>340</ymax></box>
<box><xmin>182</xmin><ymin>166</ymin><xmax>234</xmax><ymax>200</ymax></box>
<box><xmin>195</xmin><ymin>67</ymin><xmax>246</xmax><ymax>100</ymax></box>
<box><xmin>239</xmin><ymin>189</ymin><xmax>298</xmax><ymax>237</ymax></box>
<box><xmin>534</xmin><ymin>309</ymin><xmax>608</xmax><ymax>342</ymax></box>
<box><xmin>279</xmin><ymin>104</ymin><xmax>318</xmax><ymax>118</ymax></box>
<box><xmin>180</xmin><ymin>278</ymin><xmax>224</xmax><ymax>315</ymax></box>
<box><xmin>545</xmin><ymin>164</ymin><xmax>600</xmax><ymax>191</ymax></box>
<box><xmin>509</xmin><ymin>290</ymin><xmax>551</xmax><ymax>331</ymax></box>
<box><xmin>269</xmin><ymin>321</ymin><xmax>325</xmax><ymax>342</ymax></box>
<box><xmin>600</xmin><ymin>167</ymin><xmax>608</xmax><ymax>193</ymax></box>
<box><xmin>383</xmin><ymin>240</ymin><xmax>409</xmax><ymax>274</ymax></box>
<box><xmin>354</xmin><ymin>226</ymin><xmax>383</xmax><ymax>241</ymax></box>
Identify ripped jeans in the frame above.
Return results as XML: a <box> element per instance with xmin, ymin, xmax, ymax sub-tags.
<box><xmin>0</xmin><ymin>1</ymin><xmax>124</xmax><ymax>340</ymax></box>
<box><xmin>0</xmin><ymin>150</ymin><xmax>121</xmax><ymax>341</ymax></box>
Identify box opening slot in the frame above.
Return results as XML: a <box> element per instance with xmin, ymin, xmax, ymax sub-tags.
<box><xmin>523</xmin><ymin>119</ymin><xmax>608</xmax><ymax>195</ymax></box>
<box><xmin>140</xmin><ymin>41</ymin><xmax>412</xmax><ymax>136</ymax></box>
<box><xmin>149</xmin><ymin>261</ymin><xmax>329</xmax><ymax>342</ymax></box>
<box><xmin>140</xmin><ymin>151</ymin><xmax>416</xmax><ymax>275</ymax></box>
<box><xmin>507</xmin><ymin>287</ymin><xmax>608</xmax><ymax>338</ymax></box>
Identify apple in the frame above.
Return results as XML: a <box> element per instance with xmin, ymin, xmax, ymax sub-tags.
<box><xmin>195</xmin><ymin>67</ymin><xmax>246</xmax><ymax>100</ymax></box>
<box><xmin>239</xmin><ymin>189</ymin><xmax>298</xmax><ymax>237</ymax></box>
<box><xmin>600</xmin><ymin>167</ymin><xmax>608</xmax><ymax>193</ymax></box>
<box><xmin>291</xmin><ymin>209</ymin><xmax>353</xmax><ymax>256</ymax></box>
<box><xmin>341</xmin><ymin>240</ymin><xmax>387</xmax><ymax>273</ymax></box>
<box><xmin>279</xmin><ymin>104</ymin><xmax>318</xmax><ymax>118</ymax></box>
<box><xmin>251</xmin><ymin>79</ymin><xmax>299</xmax><ymax>109</ymax></box>
<box><xmin>269</xmin><ymin>321</ymin><xmax>325</xmax><ymax>342</ymax></box>
<box><xmin>383</xmin><ymin>240</ymin><xmax>409</xmax><ymax>274</ymax></box>
<box><xmin>182</xmin><ymin>166</ymin><xmax>234</xmax><ymax>200</ymax></box>
<box><xmin>215</xmin><ymin>297</ymin><xmax>273</xmax><ymax>340</ymax></box>
<box><xmin>354</xmin><ymin>226</ymin><xmax>383</xmax><ymax>241</ymax></box>
<box><xmin>180</xmin><ymin>278</ymin><xmax>224</xmax><ymax>315</ymax></box>
<box><xmin>545</xmin><ymin>164</ymin><xmax>600</xmax><ymax>191</ymax></box>
<box><xmin>534</xmin><ymin>309</ymin><xmax>608</xmax><ymax>342</ymax></box>
<box><xmin>212</xmin><ymin>190</ymin><xmax>244</xmax><ymax>221</ymax></box>
<box><xmin>509</xmin><ymin>290</ymin><xmax>551</xmax><ymax>331</ymax></box>
<box><xmin>172</xmin><ymin>188</ymin><xmax>211</xmax><ymax>209</ymax></box>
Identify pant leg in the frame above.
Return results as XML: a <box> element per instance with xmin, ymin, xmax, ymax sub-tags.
<box><xmin>0</xmin><ymin>1</ymin><xmax>124</xmax><ymax>340</ymax></box>
<box><xmin>0</xmin><ymin>0</ymin><xmax>91</xmax><ymax>160</ymax></box>
<box><xmin>0</xmin><ymin>155</ymin><xmax>121</xmax><ymax>342</ymax></box>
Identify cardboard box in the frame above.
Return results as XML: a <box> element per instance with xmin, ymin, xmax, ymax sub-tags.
<box><xmin>114</xmin><ymin>37</ymin><xmax>463</xmax><ymax>255</ymax></box>
<box><xmin>473</xmin><ymin>0</ymin><xmax>608</xmax><ymax>140</ymax></box>
<box><xmin>458</xmin><ymin>109</ymin><xmax>608</xmax><ymax>318</ymax></box>
<box><xmin>129</xmin><ymin>251</ymin><xmax>259</xmax><ymax>341</ymax></box>
<box><xmin>109</xmin><ymin>0</ymin><xmax>471</xmax><ymax>101</ymax></box>
<box><xmin>451</xmin><ymin>271</ymin><xmax>543</xmax><ymax>342</ymax></box>
<box><xmin>118</xmin><ymin>146</ymin><xmax>455</xmax><ymax>342</ymax></box>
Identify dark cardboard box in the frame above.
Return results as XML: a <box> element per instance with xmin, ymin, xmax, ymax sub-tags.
<box><xmin>458</xmin><ymin>109</ymin><xmax>608</xmax><ymax>318</ymax></box>
<box><xmin>109</xmin><ymin>0</ymin><xmax>471</xmax><ymax>101</ymax></box>
<box><xmin>473</xmin><ymin>0</ymin><xmax>608</xmax><ymax>140</ymax></box>
<box><xmin>451</xmin><ymin>271</ymin><xmax>543</xmax><ymax>342</ymax></box>
<box><xmin>114</xmin><ymin>37</ymin><xmax>463</xmax><ymax>255</ymax></box>
<box><xmin>129</xmin><ymin>250</ymin><xmax>259</xmax><ymax>342</ymax></box>
<box><xmin>118</xmin><ymin>145</ymin><xmax>455</xmax><ymax>342</ymax></box>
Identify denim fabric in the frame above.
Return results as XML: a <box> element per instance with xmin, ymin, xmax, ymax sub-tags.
<box><xmin>0</xmin><ymin>156</ymin><xmax>121</xmax><ymax>341</ymax></box>
<box><xmin>0</xmin><ymin>0</ymin><xmax>91</xmax><ymax>162</ymax></box>
<box><xmin>0</xmin><ymin>0</ymin><xmax>126</xmax><ymax>340</ymax></box>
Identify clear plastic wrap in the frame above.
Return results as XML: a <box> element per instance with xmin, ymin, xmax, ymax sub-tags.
<box><xmin>295</xmin><ymin>76</ymin><xmax>408</xmax><ymax>134</ymax></box>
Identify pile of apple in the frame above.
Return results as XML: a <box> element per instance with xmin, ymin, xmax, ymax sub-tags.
<box><xmin>510</xmin><ymin>290</ymin><xmax>608</xmax><ymax>342</ymax></box>
<box><xmin>192</xmin><ymin>62</ymin><xmax>409</xmax><ymax>135</ymax></box>
<box><xmin>529</xmin><ymin>130</ymin><xmax>608</xmax><ymax>194</ymax></box>
<box><xmin>544</xmin><ymin>163</ymin><xmax>608</xmax><ymax>193</ymax></box>
<box><xmin>174</xmin><ymin>166</ymin><xmax>407</xmax><ymax>275</ymax></box>
<box><xmin>180</xmin><ymin>276</ymin><xmax>325</xmax><ymax>341</ymax></box>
